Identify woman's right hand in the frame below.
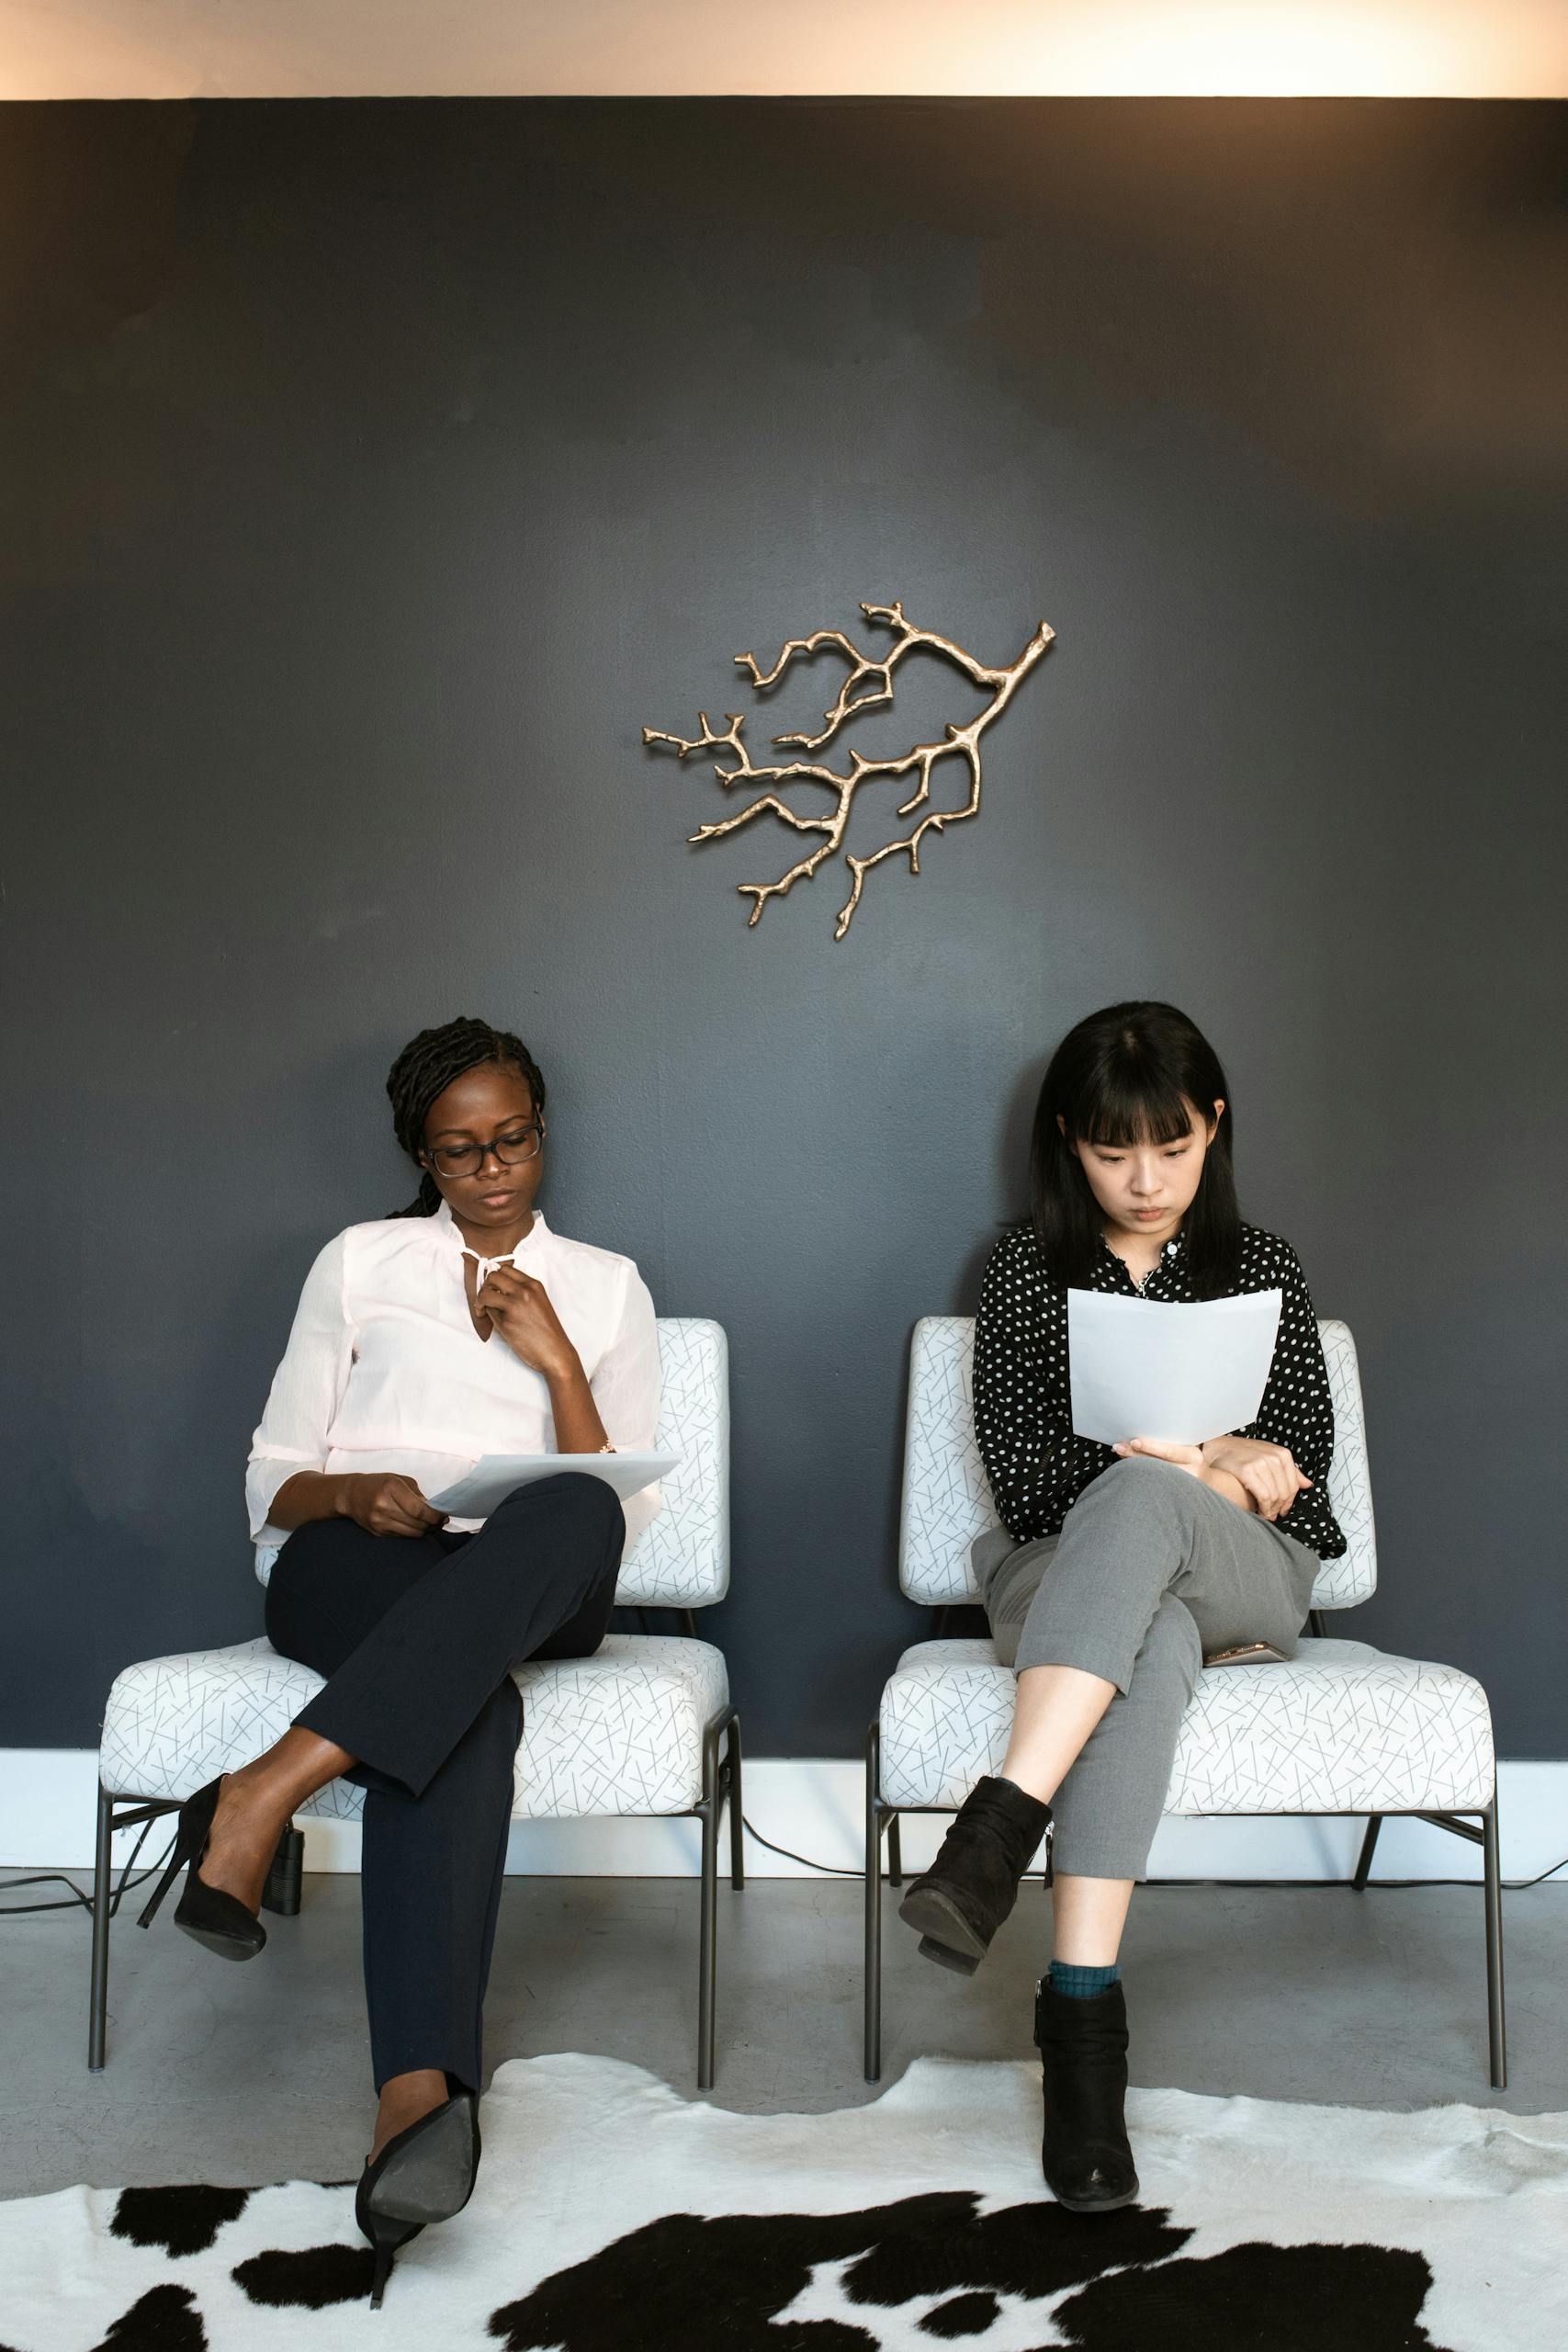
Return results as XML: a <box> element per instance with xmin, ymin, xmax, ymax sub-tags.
<box><xmin>1199</xmin><ymin>1436</ymin><xmax>1311</xmax><ymax>1521</ymax></box>
<box><xmin>334</xmin><ymin>1473</ymin><xmax>447</xmax><ymax>1539</ymax></box>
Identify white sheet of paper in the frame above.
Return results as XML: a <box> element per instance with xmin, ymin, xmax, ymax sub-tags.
<box><xmin>426</xmin><ymin>1452</ymin><xmax>678</xmax><ymax>1518</ymax></box>
<box><xmin>1066</xmin><ymin>1288</ymin><xmax>1282</xmax><ymax>1446</ymax></box>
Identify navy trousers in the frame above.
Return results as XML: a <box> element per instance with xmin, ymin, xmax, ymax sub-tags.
<box><xmin>264</xmin><ymin>1472</ymin><xmax>626</xmax><ymax>2092</ymax></box>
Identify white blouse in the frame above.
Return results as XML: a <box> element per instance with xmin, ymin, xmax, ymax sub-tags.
<box><xmin>246</xmin><ymin>1203</ymin><xmax>661</xmax><ymax>1577</ymax></box>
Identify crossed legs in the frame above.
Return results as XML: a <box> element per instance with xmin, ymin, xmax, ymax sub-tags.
<box><xmin>999</xmin><ymin>1668</ymin><xmax>1130</xmax><ymax>1962</ymax></box>
<box><xmin>196</xmin><ymin>1472</ymin><xmax>626</xmax><ymax>2156</ymax></box>
<box><xmin>990</xmin><ymin>1460</ymin><xmax>1321</xmax><ymax>1965</ymax></box>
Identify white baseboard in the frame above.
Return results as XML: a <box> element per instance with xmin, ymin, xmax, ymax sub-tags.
<box><xmin>2</xmin><ymin>1751</ymin><xmax>1563</xmax><ymax>1885</ymax></box>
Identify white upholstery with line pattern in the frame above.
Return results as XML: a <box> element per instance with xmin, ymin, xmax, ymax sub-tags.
<box><xmin>617</xmin><ymin>1320</ymin><xmax>729</xmax><ymax>1608</ymax></box>
<box><xmin>99</xmin><ymin>1320</ymin><xmax>730</xmax><ymax>1820</ymax></box>
<box><xmin>881</xmin><ymin>1316</ymin><xmax>1495</xmax><ymax>1818</ymax></box>
<box><xmin>880</xmin><ymin>1637</ymin><xmax>1495</xmax><ymax>1815</ymax></box>
<box><xmin>101</xmin><ymin>1634</ymin><xmax>728</xmax><ymax>1819</ymax></box>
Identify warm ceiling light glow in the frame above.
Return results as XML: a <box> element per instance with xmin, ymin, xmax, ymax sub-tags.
<box><xmin>1045</xmin><ymin>5</ymin><xmax>1466</xmax><ymax>98</ymax></box>
<box><xmin>2</xmin><ymin>0</ymin><xmax>1566</xmax><ymax>99</ymax></box>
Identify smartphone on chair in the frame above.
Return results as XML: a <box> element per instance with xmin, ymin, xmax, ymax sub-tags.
<box><xmin>1202</xmin><ymin>1641</ymin><xmax>1288</xmax><ymax>1668</ymax></box>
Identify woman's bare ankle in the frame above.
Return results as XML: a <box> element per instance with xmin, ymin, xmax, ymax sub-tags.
<box><xmin>197</xmin><ymin>1771</ymin><xmax>288</xmax><ymax>1910</ymax></box>
<box><xmin>197</xmin><ymin>1735</ymin><xmax>355</xmax><ymax>1914</ymax></box>
<box><xmin>231</xmin><ymin>1729</ymin><xmax>352</xmax><ymax>1816</ymax></box>
<box><xmin>370</xmin><ymin>2070</ymin><xmax>451</xmax><ymax>2164</ymax></box>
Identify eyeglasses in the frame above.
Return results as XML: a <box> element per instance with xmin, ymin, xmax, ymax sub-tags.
<box><xmin>424</xmin><ymin>1122</ymin><xmax>545</xmax><ymax>1180</ymax></box>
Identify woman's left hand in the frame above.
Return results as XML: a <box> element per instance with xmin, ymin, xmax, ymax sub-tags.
<box><xmin>1114</xmin><ymin>1437</ymin><xmax>1205</xmax><ymax>1477</ymax></box>
<box><xmin>474</xmin><ymin>1266</ymin><xmax>581</xmax><ymax>1381</ymax></box>
<box><xmin>1114</xmin><ymin>1436</ymin><xmax>1251</xmax><ymax>1514</ymax></box>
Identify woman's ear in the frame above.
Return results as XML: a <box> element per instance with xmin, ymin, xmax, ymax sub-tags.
<box><xmin>1208</xmin><ymin>1098</ymin><xmax>1225</xmax><ymax>1139</ymax></box>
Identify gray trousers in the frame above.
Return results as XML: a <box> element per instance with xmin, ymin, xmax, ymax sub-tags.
<box><xmin>976</xmin><ymin>1459</ymin><xmax>1321</xmax><ymax>1881</ymax></box>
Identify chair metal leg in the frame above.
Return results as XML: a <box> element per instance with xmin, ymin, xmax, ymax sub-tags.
<box><xmin>1352</xmin><ymin>1814</ymin><xmax>1383</xmax><ymax>1889</ymax></box>
<box><xmin>864</xmin><ymin>1719</ymin><xmax>885</xmax><ymax>2084</ymax></box>
<box><xmin>88</xmin><ymin>1783</ymin><xmax>114</xmax><ymax>2072</ymax></box>
<box><xmin>727</xmin><ymin>1716</ymin><xmax>745</xmax><ymax>1891</ymax></box>
<box><xmin>1483</xmin><ymin>1795</ymin><xmax>1507</xmax><ymax>2090</ymax></box>
<box><xmin>886</xmin><ymin>1812</ymin><xmax>903</xmax><ymax>1888</ymax></box>
<box><xmin>694</xmin><ymin>1706</ymin><xmax>739</xmax><ymax>2092</ymax></box>
<box><xmin>697</xmin><ymin>1783</ymin><xmax>718</xmax><ymax>2092</ymax></box>
<box><xmin>689</xmin><ymin>1707</ymin><xmax>740</xmax><ymax>2091</ymax></box>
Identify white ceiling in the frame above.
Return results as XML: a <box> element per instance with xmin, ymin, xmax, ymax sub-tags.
<box><xmin>4</xmin><ymin>0</ymin><xmax>1567</xmax><ymax>100</ymax></box>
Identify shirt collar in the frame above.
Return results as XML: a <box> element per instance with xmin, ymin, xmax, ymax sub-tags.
<box><xmin>433</xmin><ymin>1199</ymin><xmax>549</xmax><ymax>1266</ymax></box>
<box><xmin>1098</xmin><ymin>1227</ymin><xmax>1187</xmax><ymax>1277</ymax></box>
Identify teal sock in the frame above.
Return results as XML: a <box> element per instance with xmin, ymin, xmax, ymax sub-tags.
<box><xmin>1048</xmin><ymin>1961</ymin><xmax>1120</xmax><ymax>1999</ymax></box>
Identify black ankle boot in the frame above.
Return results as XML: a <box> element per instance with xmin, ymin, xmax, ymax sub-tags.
<box><xmin>1033</xmin><ymin>1976</ymin><xmax>1139</xmax><ymax>2212</ymax></box>
<box><xmin>897</xmin><ymin>1775</ymin><xmax>1053</xmax><ymax>1973</ymax></box>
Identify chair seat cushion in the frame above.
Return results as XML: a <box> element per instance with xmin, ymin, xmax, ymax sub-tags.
<box><xmin>878</xmin><ymin>1636</ymin><xmax>1495</xmax><ymax>1815</ymax></box>
<box><xmin>100</xmin><ymin>1634</ymin><xmax>728</xmax><ymax>1821</ymax></box>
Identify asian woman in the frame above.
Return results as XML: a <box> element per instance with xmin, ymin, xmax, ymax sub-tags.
<box><xmin>897</xmin><ymin>1001</ymin><xmax>1345</xmax><ymax>2212</ymax></box>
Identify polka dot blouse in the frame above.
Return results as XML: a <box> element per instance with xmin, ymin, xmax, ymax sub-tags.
<box><xmin>972</xmin><ymin>1222</ymin><xmax>1348</xmax><ymax>1559</ymax></box>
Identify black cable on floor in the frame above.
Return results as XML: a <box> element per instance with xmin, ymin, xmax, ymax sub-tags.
<box><xmin>1512</xmin><ymin>1855</ymin><xmax>1568</xmax><ymax>1890</ymax></box>
<box><xmin>1148</xmin><ymin>1858</ymin><xmax>1567</xmax><ymax>1893</ymax></box>
<box><xmin>0</xmin><ymin>1875</ymin><xmax>101</xmax><ymax>1916</ymax></box>
<box><xmin>0</xmin><ymin>1818</ymin><xmax>175</xmax><ymax>1919</ymax></box>
<box><xmin>740</xmin><ymin>1815</ymin><xmax>863</xmax><ymax>1877</ymax></box>
<box><xmin>741</xmin><ymin>1815</ymin><xmax>1567</xmax><ymax>1892</ymax></box>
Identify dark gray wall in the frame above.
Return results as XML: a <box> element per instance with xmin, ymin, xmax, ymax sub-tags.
<box><xmin>3</xmin><ymin>99</ymin><xmax>1563</xmax><ymax>1758</ymax></box>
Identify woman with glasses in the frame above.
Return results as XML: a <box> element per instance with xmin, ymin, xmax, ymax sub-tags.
<box><xmin>137</xmin><ymin>1017</ymin><xmax>660</xmax><ymax>2303</ymax></box>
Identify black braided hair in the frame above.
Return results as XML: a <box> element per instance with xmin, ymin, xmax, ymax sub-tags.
<box><xmin>385</xmin><ymin>1018</ymin><xmax>547</xmax><ymax>1217</ymax></box>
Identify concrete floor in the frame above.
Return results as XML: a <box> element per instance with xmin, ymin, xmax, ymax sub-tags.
<box><xmin>4</xmin><ymin>1872</ymin><xmax>1563</xmax><ymax>2199</ymax></box>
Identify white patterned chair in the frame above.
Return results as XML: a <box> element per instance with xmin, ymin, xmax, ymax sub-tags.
<box><xmin>865</xmin><ymin>1317</ymin><xmax>1505</xmax><ymax>2087</ymax></box>
<box><xmin>92</xmin><ymin>1319</ymin><xmax>741</xmax><ymax>2087</ymax></box>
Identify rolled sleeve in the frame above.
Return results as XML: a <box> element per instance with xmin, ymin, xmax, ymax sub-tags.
<box><xmin>245</xmin><ymin>1231</ymin><xmax>355</xmax><ymax>1542</ymax></box>
<box><xmin>592</xmin><ymin>1261</ymin><xmax>663</xmax><ymax>1553</ymax></box>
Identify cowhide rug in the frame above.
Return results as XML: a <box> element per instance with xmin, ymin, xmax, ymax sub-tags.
<box><xmin>1</xmin><ymin>2055</ymin><xmax>1562</xmax><ymax>2351</ymax></box>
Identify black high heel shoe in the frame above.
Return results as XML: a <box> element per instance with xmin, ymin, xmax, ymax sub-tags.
<box><xmin>136</xmin><ymin>1777</ymin><xmax>267</xmax><ymax>1962</ymax></box>
<box><xmin>355</xmin><ymin>2091</ymin><xmax>480</xmax><ymax>2308</ymax></box>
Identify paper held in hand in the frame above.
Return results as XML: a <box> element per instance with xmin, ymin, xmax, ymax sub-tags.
<box><xmin>427</xmin><ymin>1452</ymin><xmax>678</xmax><ymax>1519</ymax></box>
<box><xmin>1066</xmin><ymin>1289</ymin><xmax>1282</xmax><ymax>1447</ymax></box>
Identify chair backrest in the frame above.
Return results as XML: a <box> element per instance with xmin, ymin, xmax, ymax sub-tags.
<box><xmin>898</xmin><ymin>1315</ymin><xmax>1377</xmax><ymax>1611</ymax></box>
<box><xmin>617</xmin><ymin>1317</ymin><xmax>730</xmax><ymax>1607</ymax></box>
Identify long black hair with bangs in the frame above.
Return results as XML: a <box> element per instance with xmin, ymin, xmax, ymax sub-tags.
<box><xmin>1028</xmin><ymin>1001</ymin><xmax>1241</xmax><ymax>1298</ymax></box>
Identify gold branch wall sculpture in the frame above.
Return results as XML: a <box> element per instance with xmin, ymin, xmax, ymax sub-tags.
<box><xmin>643</xmin><ymin>603</ymin><xmax>1055</xmax><ymax>939</ymax></box>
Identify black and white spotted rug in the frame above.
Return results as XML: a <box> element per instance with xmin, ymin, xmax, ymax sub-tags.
<box><xmin>2</xmin><ymin>2054</ymin><xmax>1562</xmax><ymax>2350</ymax></box>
